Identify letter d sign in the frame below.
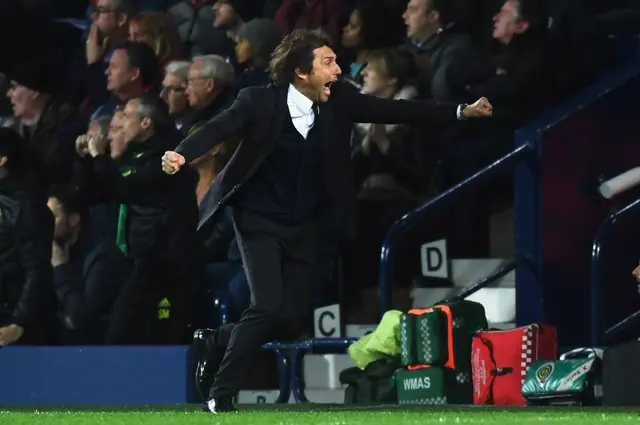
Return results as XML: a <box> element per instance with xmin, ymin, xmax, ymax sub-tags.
<box><xmin>420</xmin><ymin>239</ymin><xmax>448</xmax><ymax>279</ymax></box>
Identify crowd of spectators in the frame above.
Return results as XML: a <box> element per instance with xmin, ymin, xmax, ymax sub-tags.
<box><xmin>0</xmin><ymin>0</ymin><xmax>629</xmax><ymax>345</ymax></box>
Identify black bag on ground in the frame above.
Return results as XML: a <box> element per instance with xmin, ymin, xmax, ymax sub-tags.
<box><xmin>603</xmin><ymin>341</ymin><xmax>640</xmax><ymax>406</ymax></box>
<box><xmin>340</xmin><ymin>359</ymin><xmax>401</xmax><ymax>405</ymax></box>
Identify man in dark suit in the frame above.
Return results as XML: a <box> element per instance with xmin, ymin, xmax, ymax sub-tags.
<box><xmin>162</xmin><ymin>28</ymin><xmax>492</xmax><ymax>413</ymax></box>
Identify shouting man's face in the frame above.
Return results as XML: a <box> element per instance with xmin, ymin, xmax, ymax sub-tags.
<box><xmin>297</xmin><ymin>45</ymin><xmax>341</xmax><ymax>103</ymax></box>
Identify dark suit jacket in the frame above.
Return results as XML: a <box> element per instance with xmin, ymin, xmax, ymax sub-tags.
<box><xmin>175</xmin><ymin>82</ymin><xmax>459</xmax><ymax>232</ymax></box>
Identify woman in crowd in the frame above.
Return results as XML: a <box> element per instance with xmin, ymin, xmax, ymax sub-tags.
<box><xmin>234</xmin><ymin>18</ymin><xmax>282</xmax><ymax>90</ymax></box>
<box><xmin>344</xmin><ymin>48</ymin><xmax>431</xmax><ymax>317</ymax></box>
<box><xmin>351</xmin><ymin>48</ymin><xmax>427</xmax><ymax>198</ymax></box>
<box><xmin>341</xmin><ymin>0</ymin><xmax>406</xmax><ymax>88</ymax></box>
<box><xmin>129</xmin><ymin>11</ymin><xmax>183</xmax><ymax>71</ymax></box>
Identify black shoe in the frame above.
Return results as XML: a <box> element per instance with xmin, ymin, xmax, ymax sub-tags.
<box><xmin>204</xmin><ymin>397</ymin><xmax>237</xmax><ymax>413</ymax></box>
<box><xmin>193</xmin><ymin>328</ymin><xmax>221</xmax><ymax>402</ymax></box>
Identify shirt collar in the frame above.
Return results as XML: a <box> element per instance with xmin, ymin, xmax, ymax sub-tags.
<box><xmin>411</xmin><ymin>23</ymin><xmax>452</xmax><ymax>48</ymax></box>
<box><xmin>287</xmin><ymin>84</ymin><xmax>314</xmax><ymax>118</ymax></box>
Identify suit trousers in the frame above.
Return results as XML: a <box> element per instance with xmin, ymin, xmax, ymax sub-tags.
<box><xmin>209</xmin><ymin>208</ymin><xmax>317</xmax><ymax>399</ymax></box>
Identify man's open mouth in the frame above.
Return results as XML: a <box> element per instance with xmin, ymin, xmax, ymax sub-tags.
<box><xmin>323</xmin><ymin>81</ymin><xmax>334</xmax><ymax>96</ymax></box>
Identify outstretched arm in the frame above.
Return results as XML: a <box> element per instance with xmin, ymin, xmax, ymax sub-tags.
<box><xmin>338</xmin><ymin>83</ymin><xmax>491</xmax><ymax>125</ymax></box>
<box><xmin>175</xmin><ymin>89</ymin><xmax>255</xmax><ymax>164</ymax></box>
<box><xmin>340</xmin><ymin>85</ymin><xmax>459</xmax><ymax>124</ymax></box>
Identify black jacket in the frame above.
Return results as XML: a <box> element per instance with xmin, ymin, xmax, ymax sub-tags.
<box><xmin>175</xmin><ymin>82</ymin><xmax>459</xmax><ymax>235</ymax></box>
<box><xmin>181</xmin><ymin>88</ymin><xmax>237</xmax><ymax>137</ymax></box>
<box><xmin>199</xmin><ymin>206</ymin><xmax>241</xmax><ymax>263</ymax></box>
<box><xmin>90</xmin><ymin>135</ymin><xmax>200</xmax><ymax>268</ymax></box>
<box><xmin>0</xmin><ymin>175</ymin><xmax>53</xmax><ymax>327</ymax></box>
<box><xmin>400</xmin><ymin>25</ymin><xmax>480</xmax><ymax>101</ymax></box>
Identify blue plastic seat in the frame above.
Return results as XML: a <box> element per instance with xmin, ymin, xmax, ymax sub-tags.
<box><xmin>262</xmin><ymin>337</ymin><xmax>358</xmax><ymax>403</ymax></box>
<box><xmin>216</xmin><ymin>292</ymin><xmax>358</xmax><ymax>403</ymax></box>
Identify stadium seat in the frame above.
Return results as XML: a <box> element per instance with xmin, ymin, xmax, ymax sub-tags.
<box><xmin>262</xmin><ymin>338</ymin><xmax>357</xmax><ymax>403</ymax></box>
<box><xmin>217</xmin><ymin>287</ymin><xmax>358</xmax><ymax>403</ymax></box>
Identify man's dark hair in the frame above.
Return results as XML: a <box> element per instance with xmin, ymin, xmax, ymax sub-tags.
<box><xmin>49</xmin><ymin>185</ymin><xmax>87</xmax><ymax>218</ymax></box>
<box><xmin>268</xmin><ymin>28</ymin><xmax>333</xmax><ymax>87</ymax></box>
<box><xmin>114</xmin><ymin>40</ymin><xmax>160</xmax><ymax>90</ymax></box>
<box><xmin>427</xmin><ymin>0</ymin><xmax>456</xmax><ymax>26</ymax></box>
<box><xmin>110</xmin><ymin>0</ymin><xmax>139</xmax><ymax>16</ymax></box>
<box><xmin>355</xmin><ymin>0</ymin><xmax>406</xmax><ymax>50</ymax></box>
<box><xmin>0</xmin><ymin>128</ymin><xmax>26</xmax><ymax>175</ymax></box>
<box><xmin>131</xmin><ymin>92</ymin><xmax>174</xmax><ymax>133</ymax></box>
<box><xmin>514</xmin><ymin>0</ymin><xmax>548</xmax><ymax>31</ymax></box>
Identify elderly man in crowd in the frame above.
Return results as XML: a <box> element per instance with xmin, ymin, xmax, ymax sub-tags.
<box><xmin>162</xmin><ymin>60</ymin><xmax>192</xmax><ymax>133</ymax></box>
<box><xmin>182</xmin><ymin>55</ymin><xmax>236</xmax><ymax>136</ymax></box>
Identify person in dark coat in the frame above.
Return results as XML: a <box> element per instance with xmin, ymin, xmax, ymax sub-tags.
<box><xmin>0</xmin><ymin>128</ymin><xmax>56</xmax><ymax>346</ymax></box>
<box><xmin>83</xmin><ymin>93</ymin><xmax>199</xmax><ymax>344</ymax></box>
<box><xmin>162</xmin><ymin>28</ymin><xmax>492</xmax><ymax>412</ymax></box>
<box><xmin>234</xmin><ymin>18</ymin><xmax>283</xmax><ymax>90</ymax></box>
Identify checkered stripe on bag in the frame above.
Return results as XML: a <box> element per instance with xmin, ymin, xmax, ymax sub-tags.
<box><xmin>520</xmin><ymin>325</ymin><xmax>536</xmax><ymax>384</ymax></box>
<box><xmin>418</xmin><ymin>319</ymin><xmax>433</xmax><ymax>362</ymax></box>
<box><xmin>400</xmin><ymin>318</ymin><xmax>410</xmax><ymax>364</ymax></box>
<box><xmin>456</xmin><ymin>372</ymin><xmax>470</xmax><ymax>384</ymax></box>
<box><xmin>452</xmin><ymin>316</ymin><xmax>465</xmax><ymax>329</ymax></box>
<box><xmin>399</xmin><ymin>397</ymin><xmax>448</xmax><ymax>405</ymax></box>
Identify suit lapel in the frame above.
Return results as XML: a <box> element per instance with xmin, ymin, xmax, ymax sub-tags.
<box><xmin>315</xmin><ymin>100</ymin><xmax>332</xmax><ymax>154</ymax></box>
<box><xmin>270</xmin><ymin>86</ymin><xmax>288</xmax><ymax>143</ymax></box>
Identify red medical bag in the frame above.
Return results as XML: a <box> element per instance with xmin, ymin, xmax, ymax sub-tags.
<box><xmin>471</xmin><ymin>324</ymin><xmax>558</xmax><ymax>406</ymax></box>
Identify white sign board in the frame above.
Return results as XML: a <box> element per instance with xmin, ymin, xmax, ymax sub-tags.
<box><xmin>420</xmin><ymin>239</ymin><xmax>449</xmax><ymax>279</ymax></box>
<box><xmin>313</xmin><ymin>304</ymin><xmax>341</xmax><ymax>338</ymax></box>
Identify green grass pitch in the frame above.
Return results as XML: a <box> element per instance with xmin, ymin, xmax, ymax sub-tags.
<box><xmin>2</xmin><ymin>404</ymin><xmax>639</xmax><ymax>424</ymax></box>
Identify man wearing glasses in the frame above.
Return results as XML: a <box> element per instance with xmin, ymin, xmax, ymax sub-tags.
<box><xmin>183</xmin><ymin>55</ymin><xmax>237</xmax><ymax>136</ymax></box>
<box><xmin>162</xmin><ymin>61</ymin><xmax>191</xmax><ymax>133</ymax></box>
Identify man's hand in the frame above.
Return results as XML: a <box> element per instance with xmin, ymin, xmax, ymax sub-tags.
<box><xmin>86</xmin><ymin>24</ymin><xmax>109</xmax><ymax>65</ymax></box>
<box><xmin>63</xmin><ymin>315</ymin><xmax>75</xmax><ymax>330</ymax></box>
<box><xmin>76</xmin><ymin>135</ymin><xmax>90</xmax><ymax>157</ymax></box>
<box><xmin>162</xmin><ymin>151</ymin><xmax>186</xmax><ymax>175</ymax></box>
<box><xmin>52</xmin><ymin>241</ymin><xmax>70</xmax><ymax>267</ymax></box>
<box><xmin>463</xmin><ymin>97</ymin><xmax>493</xmax><ymax>119</ymax></box>
<box><xmin>88</xmin><ymin>135</ymin><xmax>109</xmax><ymax>158</ymax></box>
<box><xmin>0</xmin><ymin>324</ymin><xmax>24</xmax><ymax>346</ymax></box>
<box><xmin>369</xmin><ymin>124</ymin><xmax>391</xmax><ymax>154</ymax></box>
<box><xmin>633</xmin><ymin>262</ymin><xmax>640</xmax><ymax>295</ymax></box>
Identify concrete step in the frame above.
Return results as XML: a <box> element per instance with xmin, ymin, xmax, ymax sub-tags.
<box><xmin>412</xmin><ymin>258</ymin><xmax>516</xmax><ymax>324</ymax></box>
<box><xmin>236</xmin><ymin>390</ymin><xmax>282</xmax><ymax>404</ymax></box>
<box><xmin>411</xmin><ymin>286</ymin><xmax>515</xmax><ymax>324</ymax></box>
<box><xmin>304</xmin><ymin>354</ymin><xmax>354</xmax><ymax>389</ymax></box>
<box><xmin>451</xmin><ymin>259</ymin><xmax>515</xmax><ymax>288</ymax></box>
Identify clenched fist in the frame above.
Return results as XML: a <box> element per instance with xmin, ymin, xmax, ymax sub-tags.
<box><xmin>88</xmin><ymin>135</ymin><xmax>109</xmax><ymax>158</ymax></box>
<box><xmin>76</xmin><ymin>135</ymin><xmax>90</xmax><ymax>157</ymax></box>
<box><xmin>633</xmin><ymin>263</ymin><xmax>640</xmax><ymax>295</ymax></box>
<box><xmin>162</xmin><ymin>151</ymin><xmax>186</xmax><ymax>175</ymax></box>
<box><xmin>462</xmin><ymin>97</ymin><xmax>493</xmax><ymax>119</ymax></box>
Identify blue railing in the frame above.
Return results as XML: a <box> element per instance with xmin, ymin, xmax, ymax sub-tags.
<box><xmin>441</xmin><ymin>258</ymin><xmax>521</xmax><ymax>304</ymax></box>
<box><xmin>590</xmin><ymin>197</ymin><xmax>640</xmax><ymax>346</ymax></box>
<box><xmin>378</xmin><ymin>144</ymin><xmax>535</xmax><ymax>317</ymax></box>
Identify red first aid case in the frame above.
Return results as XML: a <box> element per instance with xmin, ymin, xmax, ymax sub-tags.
<box><xmin>471</xmin><ymin>324</ymin><xmax>558</xmax><ymax>406</ymax></box>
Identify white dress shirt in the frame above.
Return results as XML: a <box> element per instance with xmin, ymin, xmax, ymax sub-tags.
<box><xmin>287</xmin><ymin>84</ymin><xmax>316</xmax><ymax>139</ymax></box>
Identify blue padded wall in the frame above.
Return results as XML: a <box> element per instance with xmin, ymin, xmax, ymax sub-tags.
<box><xmin>0</xmin><ymin>346</ymin><xmax>197</xmax><ymax>405</ymax></box>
